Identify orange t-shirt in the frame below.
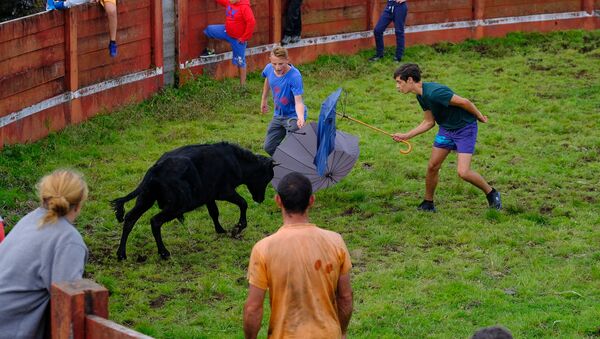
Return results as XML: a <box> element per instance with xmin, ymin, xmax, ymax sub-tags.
<box><xmin>247</xmin><ymin>223</ymin><xmax>352</xmax><ymax>339</ymax></box>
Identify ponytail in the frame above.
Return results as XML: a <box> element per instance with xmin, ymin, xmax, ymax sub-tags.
<box><xmin>37</xmin><ymin>170</ymin><xmax>88</xmax><ymax>227</ymax></box>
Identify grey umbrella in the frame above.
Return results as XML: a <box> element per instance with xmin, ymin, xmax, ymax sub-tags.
<box><xmin>272</xmin><ymin>122</ymin><xmax>359</xmax><ymax>192</ymax></box>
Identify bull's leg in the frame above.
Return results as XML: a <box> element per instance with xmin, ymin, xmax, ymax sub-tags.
<box><xmin>116</xmin><ymin>196</ymin><xmax>154</xmax><ymax>260</ymax></box>
<box><xmin>206</xmin><ymin>200</ymin><xmax>226</xmax><ymax>234</ymax></box>
<box><xmin>150</xmin><ymin>211</ymin><xmax>178</xmax><ymax>259</ymax></box>
<box><xmin>222</xmin><ymin>192</ymin><xmax>248</xmax><ymax>237</ymax></box>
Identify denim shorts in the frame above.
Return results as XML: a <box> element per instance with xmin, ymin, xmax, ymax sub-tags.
<box><xmin>433</xmin><ymin>122</ymin><xmax>478</xmax><ymax>154</ymax></box>
<box><xmin>203</xmin><ymin>24</ymin><xmax>247</xmax><ymax>68</ymax></box>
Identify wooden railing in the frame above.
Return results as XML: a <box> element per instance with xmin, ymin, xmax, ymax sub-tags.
<box><xmin>51</xmin><ymin>279</ymin><xmax>152</xmax><ymax>338</ymax></box>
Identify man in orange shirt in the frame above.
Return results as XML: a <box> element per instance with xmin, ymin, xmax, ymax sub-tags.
<box><xmin>244</xmin><ymin>172</ymin><xmax>353</xmax><ymax>338</ymax></box>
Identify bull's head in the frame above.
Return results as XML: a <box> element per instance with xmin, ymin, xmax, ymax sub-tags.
<box><xmin>247</xmin><ymin>157</ymin><xmax>277</xmax><ymax>203</ymax></box>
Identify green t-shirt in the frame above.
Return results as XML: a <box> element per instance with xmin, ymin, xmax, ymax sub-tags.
<box><xmin>416</xmin><ymin>82</ymin><xmax>476</xmax><ymax>130</ymax></box>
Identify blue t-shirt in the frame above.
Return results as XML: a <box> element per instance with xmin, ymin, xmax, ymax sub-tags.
<box><xmin>417</xmin><ymin>82</ymin><xmax>476</xmax><ymax>130</ymax></box>
<box><xmin>262</xmin><ymin>64</ymin><xmax>306</xmax><ymax>118</ymax></box>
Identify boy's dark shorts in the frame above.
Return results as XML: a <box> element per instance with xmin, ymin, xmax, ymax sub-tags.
<box><xmin>433</xmin><ymin>121</ymin><xmax>478</xmax><ymax>154</ymax></box>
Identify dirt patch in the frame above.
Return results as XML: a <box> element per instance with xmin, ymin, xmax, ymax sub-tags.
<box><xmin>432</xmin><ymin>42</ymin><xmax>453</xmax><ymax>54</ymax></box>
<box><xmin>529</xmin><ymin>64</ymin><xmax>553</xmax><ymax>71</ymax></box>
<box><xmin>539</xmin><ymin>205</ymin><xmax>554</xmax><ymax>214</ymax></box>
<box><xmin>341</xmin><ymin>207</ymin><xmax>357</xmax><ymax>216</ymax></box>
<box><xmin>574</xmin><ymin>70</ymin><xmax>589</xmax><ymax>79</ymax></box>
<box><xmin>150</xmin><ymin>295</ymin><xmax>170</xmax><ymax>308</ymax></box>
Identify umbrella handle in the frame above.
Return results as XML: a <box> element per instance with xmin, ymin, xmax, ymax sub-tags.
<box><xmin>398</xmin><ymin>140</ymin><xmax>412</xmax><ymax>154</ymax></box>
<box><xmin>339</xmin><ymin>113</ymin><xmax>413</xmax><ymax>155</ymax></box>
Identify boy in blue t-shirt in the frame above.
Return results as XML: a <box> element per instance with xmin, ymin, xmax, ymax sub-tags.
<box><xmin>260</xmin><ymin>46</ymin><xmax>307</xmax><ymax>155</ymax></box>
<box><xmin>391</xmin><ymin>63</ymin><xmax>501</xmax><ymax>212</ymax></box>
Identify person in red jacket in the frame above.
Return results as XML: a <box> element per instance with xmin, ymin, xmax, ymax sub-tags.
<box><xmin>202</xmin><ymin>0</ymin><xmax>256</xmax><ymax>86</ymax></box>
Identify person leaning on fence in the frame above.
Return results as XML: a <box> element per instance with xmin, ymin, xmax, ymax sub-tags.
<box><xmin>201</xmin><ymin>0</ymin><xmax>256</xmax><ymax>86</ymax></box>
<box><xmin>260</xmin><ymin>46</ymin><xmax>307</xmax><ymax>156</ymax></box>
<box><xmin>390</xmin><ymin>63</ymin><xmax>502</xmax><ymax>212</ymax></box>
<box><xmin>244</xmin><ymin>172</ymin><xmax>353</xmax><ymax>339</ymax></box>
<box><xmin>369</xmin><ymin>0</ymin><xmax>408</xmax><ymax>62</ymax></box>
<box><xmin>46</xmin><ymin>0</ymin><xmax>118</xmax><ymax>57</ymax></box>
<box><xmin>0</xmin><ymin>170</ymin><xmax>89</xmax><ymax>339</ymax></box>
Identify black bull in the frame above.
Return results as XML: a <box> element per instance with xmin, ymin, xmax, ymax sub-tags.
<box><xmin>111</xmin><ymin>142</ymin><xmax>276</xmax><ymax>260</ymax></box>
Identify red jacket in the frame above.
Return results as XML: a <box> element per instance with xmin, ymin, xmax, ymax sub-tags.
<box><xmin>216</xmin><ymin>0</ymin><xmax>256</xmax><ymax>43</ymax></box>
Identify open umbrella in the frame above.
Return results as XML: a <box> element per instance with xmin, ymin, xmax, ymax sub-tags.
<box><xmin>272</xmin><ymin>122</ymin><xmax>359</xmax><ymax>192</ymax></box>
<box><xmin>314</xmin><ymin>88</ymin><xmax>343</xmax><ymax>176</ymax></box>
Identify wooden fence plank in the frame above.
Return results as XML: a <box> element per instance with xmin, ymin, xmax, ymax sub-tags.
<box><xmin>78</xmin><ymin>38</ymin><xmax>151</xmax><ymax>72</ymax></box>
<box><xmin>0</xmin><ymin>11</ymin><xmax>64</xmax><ymax>44</ymax></box>
<box><xmin>85</xmin><ymin>315</ymin><xmax>153</xmax><ymax>339</ymax></box>
<box><xmin>79</xmin><ymin>53</ymin><xmax>152</xmax><ymax>86</ymax></box>
<box><xmin>302</xmin><ymin>5</ymin><xmax>366</xmax><ymax>25</ymax></box>
<box><xmin>0</xmin><ymin>62</ymin><xmax>65</xmax><ymax>100</ymax></box>
<box><xmin>78</xmin><ymin>24</ymin><xmax>151</xmax><ymax>54</ymax></box>
<box><xmin>0</xmin><ymin>26</ymin><xmax>64</xmax><ymax>61</ymax></box>
<box><xmin>0</xmin><ymin>44</ymin><xmax>64</xmax><ymax>78</ymax></box>
<box><xmin>78</xmin><ymin>7</ymin><xmax>151</xmax><ymax>38</ymax></box>
<box><xmin>0</xmin><ymin>79</ymin><xmax>65</xmax><ymax>117</ymax></box>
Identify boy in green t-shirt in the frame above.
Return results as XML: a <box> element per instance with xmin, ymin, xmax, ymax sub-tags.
<box><xmin>391</xmin><ymin>63</ymin><xmax>501</xmax><ymax>212</ymax></box>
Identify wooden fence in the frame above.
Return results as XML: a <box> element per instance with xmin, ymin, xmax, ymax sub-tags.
<box><xmin>51</xmin><ymin>279</ymin><xmax>152</xmax><ymax>338</ymax></box>
<box><xmin>0</xmin><ymin>0</ymin><xmax>598</xmax><ymax>148</ymax></box>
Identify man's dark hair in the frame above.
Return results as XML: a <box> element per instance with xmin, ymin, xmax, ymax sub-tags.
<box><xmin>277</xmin><ymin>172</ymin><xmax>312</xmax><ymax>214</ymax></box>
<box><xmin>393</xmin><ymin>63</ymin><xmax>421</xmax><ymax>82</ymax></box>
<box><xmin>471</xmin><ymin>326</ymin><xmax>513</xmax><ymax>339</ymax></box>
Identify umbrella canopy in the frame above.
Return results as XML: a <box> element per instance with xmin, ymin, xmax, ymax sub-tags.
<box><xmin>314</xmin><ymin>88</ymin><xmax>343</xmax><ymax>176</ymax></box>
<box><xmin>272</xmin><ymin>122</ymin><xmax>359</xmax><ymax>192</ymax></box>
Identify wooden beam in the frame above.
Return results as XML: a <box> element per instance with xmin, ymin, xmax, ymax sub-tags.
<box><xmin>50</xmin><ymin>279</ymin><xmax>108</xmax><ymax>339</ymax></box>
<box><xmin>151</xmin><ymin>0</ymin><xmax>164</xmax><ymax>69</ymax></box>
<box><xmin>65</xmin><ymin>7</ymin><xmax>82</xmax><ymax>124</ymax></box>
<box><xmin>473</xmin><ymin>0</ymin><xmax>485</xmax><ymax>39</ymax></box>
<box><xmin>271</xmin><ymin>0</ymin><xmax>282</xmax><ymax>43</ymax></box>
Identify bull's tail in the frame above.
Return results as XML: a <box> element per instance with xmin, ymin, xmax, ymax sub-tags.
<box><xmin>110</xmin><ymin>187</ymin><xmax>143</xmax><ymax>223</ymax></box>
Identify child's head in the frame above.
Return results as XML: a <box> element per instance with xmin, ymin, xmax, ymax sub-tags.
<box><xmin>270</xmin><ymin>46</ymin><xmax>290</xmax><ymax>76</ymax></box>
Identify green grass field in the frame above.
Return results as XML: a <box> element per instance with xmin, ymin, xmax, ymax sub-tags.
<box><xmin>1</xmin><ymin>30</ymin><xmax>599</xmax><ymax>338</ymax></box>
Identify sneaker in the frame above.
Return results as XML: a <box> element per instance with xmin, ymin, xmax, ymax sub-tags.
<box><xmin>417</xmin><ymin>200</ymin><xmax>437</xmax><ymax>212</ymax></box>
<box><xmin>46</xmin><ymin>0</ymin><xmax>55</xmax><ymax>10</ymax></box>
<box><xmin>486</xmin><ymin>188</ymin><xmax>502</xmax><ymax>210</ymax></box>
<box><xmin>200</xmin><ymin>48</ymin><xmax>215</xmax><ymax>57</ymax></box>
<box><xmin>108</xmin><ymin>41</ymin><xmax>117</xmax><ymax>58</ymax></box>
<box><xmin>393</xmin><ymin>56</ymin><xmax>402</xmax><ymax>62</ymax></box>
<box><xmin>281</xmin><ymin>35</ymin><xmax>292</xmax><ymax>45</ymax></box>
<box><xmin>290</xmin><ymin>35</ymin><xmax>301</xmax><ymax>43</ymax></box>
<box><xmin>369</xmin><ymin>55</ymin><xmax>383</xmax><ymax>62</ymax></box>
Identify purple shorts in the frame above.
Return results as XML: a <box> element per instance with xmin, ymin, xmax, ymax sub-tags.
<box><xmin>433</xmin><ymin>122</ymin><xmax>478</xmax><ymax>154</ymax></box>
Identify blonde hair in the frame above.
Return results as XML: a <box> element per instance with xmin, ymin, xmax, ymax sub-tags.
<box><xmin>271</xmin><ymin>46</ymin><xmax>288</xmax><ymax>59</ymax></box>
<box><xmin>37</xmin><ymin>170</ymin><xmax>88</xmax><ymax>226</ymax></box>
